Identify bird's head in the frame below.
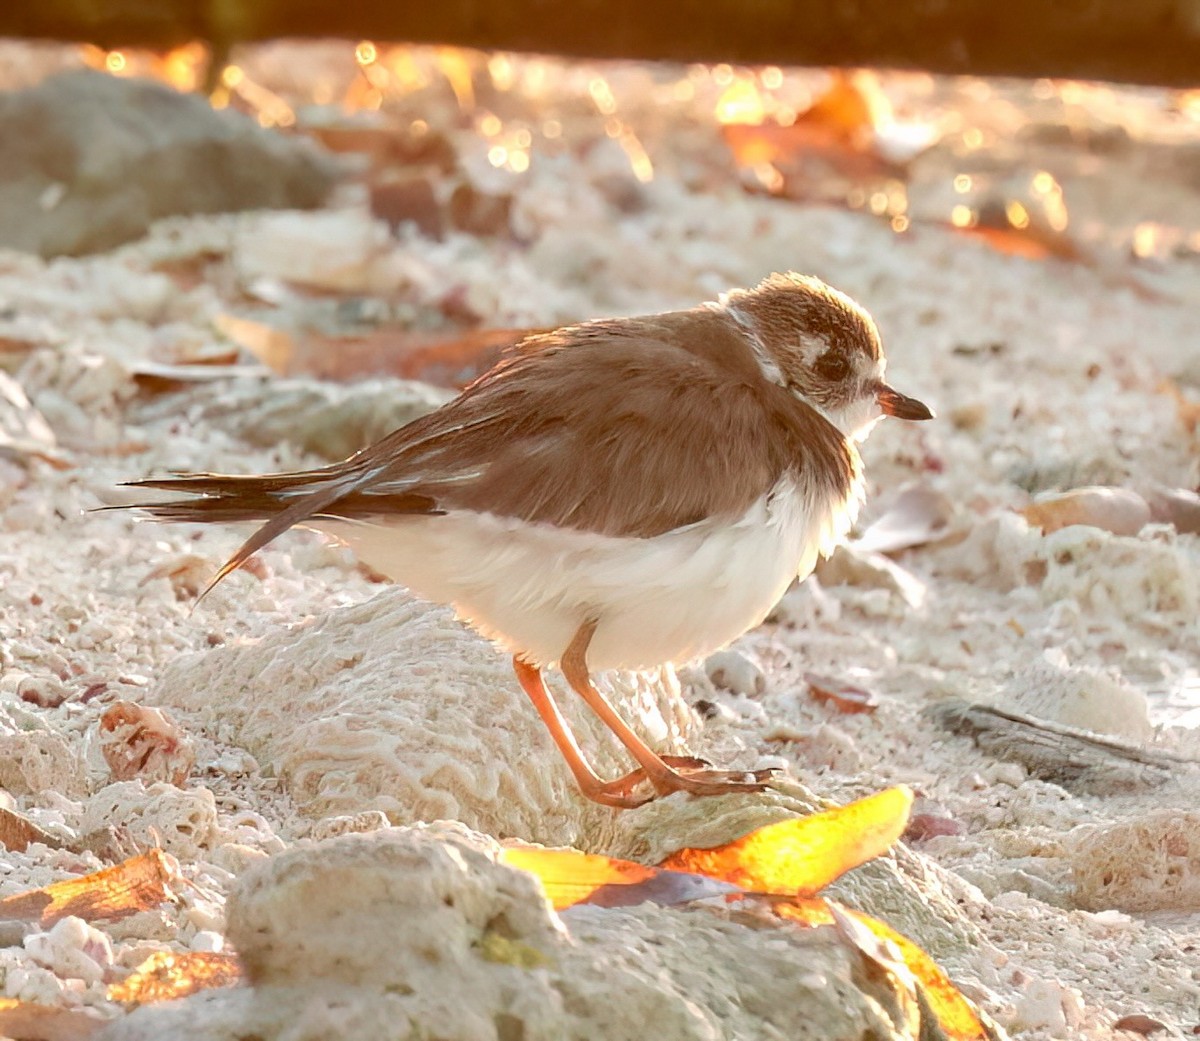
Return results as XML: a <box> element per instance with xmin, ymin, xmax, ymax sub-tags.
<box><xmin>722</xmin><ymin>272</ymin><xmax>933</xmax><ymax>440</ymax></box>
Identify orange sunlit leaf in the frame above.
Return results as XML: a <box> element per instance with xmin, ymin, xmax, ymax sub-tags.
<box><xmin>212</xmin><ymin>313</ymin><xmax>296</xmax><ymax>374</ymax></box>
<box><xmin>800</xmin><ymin>71</ymin><xmax>885</xmax><ymax>141</ymax></box>
<box><xmin>0</xmin><ymin>999</ymin><xmax>103</xmax><ymax>1041</ymax></box>
<box><xmin>953</xmin><ymin>224</ymin><xmax>1056</xmax><ymax>261</ymax></box>
<box><xmin>0</xmin><ymin>850</ymin><xmax>179</xmax><ymax>927</ymax></box>
<box><xmin>107</xmin><ymin>951</ymin><xmax>243</xmax><ymax>1006</ymax></box>
<box><xmin>0</xmin><ymin>806</ymin><xmax>61</xmax><ymax>854</ymax></box>
<box><xmin>773</xmin><ymin>900</ymin><xmax>988</xmax><ymax>1041</ymax></box>
<box><xmin>661</xmin><ymin>786</ymin><xmax>912</xmax><ymax>895</ymax></box>
<box><xmin>846</xmin><ymin>910</ymin><xmax>989</xmax><ymax>1041</ymax></box>
<box><xmin>715</xmin><ymin>79</ymin><xmax>767</xmax><ymax>126</ymax></box>
<box><xmin>952</xmin><ymin>215</ymin><xmax>1084</xmax><ymax>263</ymax></box>
<box><xmin>436</xmin><ymin>47</ymin><xmax>478</xmax><ymax>110</ymax></box>
<box><xmin>500</xmin><ymin>845</ymin><xmax>737</xmax><ymax>911</ymax></box>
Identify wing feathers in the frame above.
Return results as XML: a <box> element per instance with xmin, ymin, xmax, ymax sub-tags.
<box><xmin>118</xmin><ymin>310</ymin><xmax>855</xmax><ymax>594</ymax></box>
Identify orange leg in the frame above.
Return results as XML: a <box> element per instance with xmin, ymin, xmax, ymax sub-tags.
<box><xmin>513</xmin><ymin>659</ymin><xmax>731</xmax><ymax>807</ymax></box>
<box><xmin>513</xmin><ymin>658</ymin><xmax>652</xmax><ymax>808</ymax></box>
<box><xmin>559</xmin><ymin>621</ymin><xmax>776</xmax><ymax>801</ymax></box>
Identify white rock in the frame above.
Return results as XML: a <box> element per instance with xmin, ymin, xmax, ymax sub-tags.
<box><xmin>1070</xmin><ymin>810</ymin><xmax>1200</xmax><ymax>912</ymax></box>
<box><xmin>81</xmin><ymin>781</ymin><xmax>218</xmax><ymax>859</ymax></box>
<box><xmin>190</xmin><ymin>931</ymin><xmax>225</xmax><ymax>954</ymax></box>
<box><xmin>99</xmin><ymin>823</ymin><xmax>929</xmax><ymax>1041</ymax></box>
<box><xmin>24</xmin><ymin>915</ymin><xmax>112</xmax><ymax>985</ymax></box>
<box><xmin>149</xmin><ymin>591</ymin><xmax>698</xmax><ymax>847</ymax></box>
<box><xmin>1001</xmin><ymin>655</ymin><xmax>1152</xmax><ymax>742</ymax></box>
<box><xmin>0</xmin><ymin>711</ymin><xmax>88</xmax><ymax>798</ymax></box>
<box><xmin>1008</xmin><ymin>976</ymin><xmax>1086</xmax><ymax>1034</ymax></box>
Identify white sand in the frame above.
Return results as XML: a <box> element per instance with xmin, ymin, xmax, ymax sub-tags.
<box><xmin>0</xmin><ymin>51</ymin><xmax>1197</xmax><ymax>1039</ymax></box>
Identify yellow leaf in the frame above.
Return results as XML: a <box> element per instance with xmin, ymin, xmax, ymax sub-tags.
<box><xmin>661</xmin><ymin>786</ymin><xmax>913</xmax><ymax>895</ymax></box>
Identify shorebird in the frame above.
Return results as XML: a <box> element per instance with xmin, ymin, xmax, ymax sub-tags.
<box><xmin>123</xmin><ymin>273</ymin><xmax>932</xmax><ymax>807</ymax></box>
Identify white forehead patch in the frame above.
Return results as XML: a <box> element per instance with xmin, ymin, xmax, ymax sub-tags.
<box><xmin>797</xmin><ymin>332</ymin><xmax>831</xmax><ymax>366</ymax></box>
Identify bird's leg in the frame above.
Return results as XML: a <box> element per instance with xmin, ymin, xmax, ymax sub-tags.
<box><xmin>512</xmin><ymin>657</ymin><xmax>651</xmax><ymax>808</ymax></box>
<box><xmin>560</xmin><ymin>621</ymin><xmax>776</xmax><ymax>800</ymax></box>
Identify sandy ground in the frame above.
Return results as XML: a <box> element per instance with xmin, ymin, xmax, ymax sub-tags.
<box><xmin>0</xmin><ymin>51</ymin><xmax>1198</xmax><ymax>1040</ymax></box>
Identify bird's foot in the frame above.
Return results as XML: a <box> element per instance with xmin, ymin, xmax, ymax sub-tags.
<box><xmin>588</xmin><ymin>758</ymin><xmax>777</xmax><ymax>807</ymax></box>
<box><xmin>581</xmin><ymin>756</ymin><xmax>714</xmax><ymax>807</ymax></box>
<box><xmin>648</xmin><ymin>765</ymin><xmax>779</xmax><ymax>799</ymax></box>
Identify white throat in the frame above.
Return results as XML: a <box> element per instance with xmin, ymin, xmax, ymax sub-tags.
<box><xmin>819</xmin><ymin>396</ymin><xmax>885</xmax><ymax>443</ymax></box>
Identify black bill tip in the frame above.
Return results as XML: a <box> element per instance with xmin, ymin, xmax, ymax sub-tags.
<box><xmin>876</xmin><ymin>384</ymin><xmax>934</xmax><ymax>421</ymax></box>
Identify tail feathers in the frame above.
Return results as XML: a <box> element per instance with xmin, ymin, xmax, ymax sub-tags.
<box><xmin>126</xmin><ymin>469</ymin><xmax>333</xmax><ymax>495</ymax></box>
<box><xmin>112</xmin><ymin>469</ymin><xmax>442</xmax><ymax>601</ymax></box>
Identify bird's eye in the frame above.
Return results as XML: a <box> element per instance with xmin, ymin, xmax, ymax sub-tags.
<box><xmin>815</xmin><ymin>351</ymin><xmax>851</xmax><ymax>381</ymax></box>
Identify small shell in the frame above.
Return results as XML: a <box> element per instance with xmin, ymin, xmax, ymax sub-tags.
<box><xmin>1021</xmin><ymin>486</ymin><xmax>1150</xmax><ymax>537</ymax></box>
<box><xmin>803</xmin><ymin>673</ymin><xmax>879</xmax><ymax>714</ymax></box>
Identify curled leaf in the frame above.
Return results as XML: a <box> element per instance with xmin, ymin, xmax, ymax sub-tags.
<box><xmin>773</xmin><ymin>899</ymin><xmax>990</xmax><ymax>1041</ymax></box>
<box><xmin>661</xmin><ymin>786</ymin><xmax>912</xmax><ymax>895</ymax></box>
<box><xmin>0</xmin><ymin>806</ymin><xmax>64</xmax><ymax>853</ymax></box>
<box><xmin>500</xmin><ymin>845</ymin><xmax>737</xmax><ymax>911</ymax></box>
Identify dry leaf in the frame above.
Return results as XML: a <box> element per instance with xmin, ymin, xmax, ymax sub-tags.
<box><xmin>499</xmin><ymin>845</ymin><xmax>737</xmax><ymax>911</ymax></box>
<box><xmin>285</xmin><ymin>326</ymin><xmax>509</xmax><ymax>385</ymax></box>
<box><xmin>773</xmin><ymin>899</ymin><xmax>990</xmax><ymax>1041</ymax></box>
<box><xmin>1111</xmin><ymin>1013</ymin><xmax>1170</xmax><ymax>1035</ymax></box>
<box><xmin>0</xmin><ymin>849</ymin><xmax>180</xmax><ymax>926</ymax></box>
<box><xmin>721</xmin><ymin>71</ymin><xmax>928</xmax><ymax>201</ymax></box>
<box><xmin>661</xmin><ymin>786</ymin><xmax>912</xmax><ymax>895</ymax></box>
<box><xmin>0</xmin><ymin>371</ymin><xmax>71</xmax><ymax>470</ymax></box>
<box><xmin>511</xmin><ymin>790</ymin><xmax>988</xmax><ymax>1041</ymax></box>
<box><xmin>107</xmin><ymin>951</ymin><xmax>242</xmax><ymax>1006</ymax></box>
<box><xmin>954</xmin><ymin>223</ymin><xmax>1070</xmax><ymax>262</ymax></box>
<box><xmin>138</xmin><ymin>553</ymin><xmax>213</xmax><ymax>600</ymax></box>
<box><xmin>0</xmin><ymin>806</ymin><xmax>63</xmax><ymax>853</ymax></box>
<box><xmin>130</xmin><ymin>360</ymin><xmax>262</xmax><ymax>395</ymax></box>
<box><xmin>212</xmin><ymin>313</ymin><xmax>295</xmax><ymax>373</ymax></box>
<box><xmin>853</xmin><ymin>483</ymin><xmax>955</xmax><ymax>555</ymax></box>
<box><xmin>99</xmin><ymin>701</ymin><xmax>196</xmax><ymax>786</ymax></box>
<box><xmin>0</xmin><ymin>999</ymin><xmax>104</xmax><ymax>1041</ymax></box>
<box><xmin>1160</xmin><ymin>378</ymin><xmax>1200</xmax><ymax>435</ymax></box>
<box><xmin>804</xmin><ymin>673</ymin><xmax>881</xmax><ymax>715</ymax></box>
<box><xmin>384</xmin><ymin>326</ymin><xmax>541</xmax><ymax>388</ymax></box>
<box><xmin>832</xmin><ymin>904</ymin><xmax>991</xmax><ymax>1041</ymax></box>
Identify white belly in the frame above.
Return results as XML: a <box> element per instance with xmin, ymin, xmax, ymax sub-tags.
<box><xmin>315</xmin><ymin>477</ymin><xmax>855</xmax><ymax>671</ymax></box>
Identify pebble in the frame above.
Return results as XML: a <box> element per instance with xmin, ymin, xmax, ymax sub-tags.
<box><xmin>1008</xmin><ymin>976</ymin><xmax>1086</xmax><ymax>1034</ymax></box>
<box><xmin>703</xmin><ymin>649</ymin><xmax>765</xmax><ymax>697</ymax></box>
<box><xmin>1142</xmin><ymin>484</ymin><xmax>1200</xmax><ymax>535</ymax></box>
<box><xmin>24</xmin><ymin>915</ymin><xmax>113</xmax><ymax>985</ymax></box>
<box><xmin>190</xmin><ymin>930</ymin><xmax>225</xmax><ymax>953</ymax></box>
